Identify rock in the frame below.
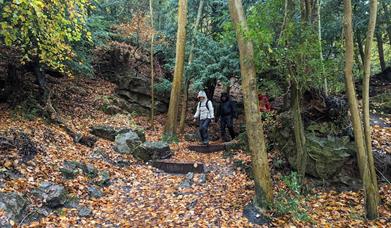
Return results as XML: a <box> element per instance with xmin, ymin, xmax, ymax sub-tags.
<box><xmin>78</xmin><ymin>135</ymin><xmax>98</xmax><ymax>148</ymax></box>
<box><xmin>133</xmin><ymin>141</ymin><xmax>172</xmax><ymax>162</ymax></box>
<box><xmin>90</xmin><ymin>148</ymin><xmax>111</xmax><ymax>162</ymax></box>
<box><xmin>64</xmin><ymin>197</ymin><xmax>80</xmax><ymax>209</ymax></box>
<box><xmin>271</xmin><ymin>112</ymin><xmax>355</xmax><ymax>179</ymax></box>
<box><xmin>186</xmin><ymin>200</ymin><xmax>197</xmax><ymax>210</ymax></box>
<box><xmin>114</xmin><ymin>160</ymin><xmax>132</xmax><ymax>168</ymax></box>
<box><xmin>35</xmin><ymin>182</ymin><xmax>67</xmax><ymax>208</ymax></box>
<box><xmin>179</xmin><ymin>179</ymin><xmax>192</xmax><ymax>189</ymax></box>
<box><xmin>83</xmin><ymin>164</ymin><xmax>98</xmax><ymax>178</ymax></box>
<box><xmin>96</xmin><ymin>171</ymin><xmax>110</xmax><ymax>187</ymax></box>
<box><xmin>199</xmin><ymin>174</ymin><xmax>207</xmax><ymax>184</ymax></box>
<box><xmin>185</xmin><ymin>172</ymin><xmax>194</xmax><ymax>180</ymax></box>
<box><xmin>243</xmin><ymin>203</ymin><xmax>270</xmax><ymax>225</ymax></box>
<box><xmin>60</xmin><ymin>161</ymin><xmax>86</xmax><ymax>179</ymax></box>
<box><xmin>90</xmin><ymin>126</ymin><xmax>131</xmax><ymax>141</ymax></box>
<box><xmin>114</xmin><ymin>131</ymin><xmax>142</xmax><ymax>154</ymax></box>
<box><xmin>179</xmin><ymin>172</ymin><xmax>194</xmax><ymax>188</ymax></box>
<box><xmin>103</xmin><ymin>105</ymin><xmax>123</xmax><ymax>115</ymax></box>
<box><xmin>78</xmin><ymin>206</ymin><xmax>92</xmax><ymax>217</ymax></box>
<box><xmin>0</xmin><ymin>192</ymin><xmax>28</xmax><ymax>227</ymax></box>
<box><xmin>87</xmin><ymin>186</ymin><xmax>103</xmax><ymax>198</ymax></box>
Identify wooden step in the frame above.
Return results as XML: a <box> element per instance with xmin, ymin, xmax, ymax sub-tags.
<box><xmin>187</xmin><ymin>144</ymin><xmax>226</xmax><ymax>153</ymax></box>
<box><xmin>150</xmin><ymin>160</ymin><xmax>205</xmax><ymax>174</ymax></box>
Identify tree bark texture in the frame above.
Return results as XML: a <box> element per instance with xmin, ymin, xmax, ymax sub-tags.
<box><xmin>228</xmin><ymin>0</ymin><xmax>273</xmax><ymax>208</ymax></box>
<box><xmin>375</xmin><ymin>32</ymin><xmax>386</xmax><ymax>71</ymax></box>
<box><xmin>179</xmin><ymin>0</ymin><xmax>204</xmax><ymax>134</ymax></box>
<box><xmin>164</xmin><ymin>0</ymin><xmax>188</xmax><ymax>137</ymax></box>
<box><xmin>342</xmin><ymin>0</ymin><xmax>378</xmax><ymax>219</ymax></box>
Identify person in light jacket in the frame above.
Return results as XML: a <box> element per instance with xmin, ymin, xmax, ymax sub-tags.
<box><xmin>193</xmin><ymin>91</ymin><xmax>214</xmax><ymax>145</ymax></box>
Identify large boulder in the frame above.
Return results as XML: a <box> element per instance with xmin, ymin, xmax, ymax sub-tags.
<box><xmin>91</xmin><ymin>125</ymin><xmax>146</xmax><ymax>142</ymax></box>
<box><xmin>133</xmin><ymin>141</ymin><xmax>172</xmax><ymax>162</ymax></box>
<box><xmin>114</xmin><ymin>131</ymin><xmax>142</xmax><ymax>154</ymax></box>
<box><xmin>271</xmin><ymin>112</ymin><xmax>355</xmax><ymax>179</ymax></box>
<box><xmin>34</xmin><ymin>182</ymin><xmax>67</xmax><ymax>208</ymax></box>
<box><xmin>0</xmin><ymin>192</ymin><xmax>28</xmax><ymax>227</ymax></box>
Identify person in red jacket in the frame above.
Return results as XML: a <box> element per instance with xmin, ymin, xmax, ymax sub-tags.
<box><xmin>258</xmin><ymin>94</ymin><xmax>271</xmax><ymax>112</ymax></box>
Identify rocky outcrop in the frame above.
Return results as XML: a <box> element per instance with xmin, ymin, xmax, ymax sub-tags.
<box><xmin>34</xmin><ymin>182</ymin><xmax>67</xmax><ymax>208</ymax></box>
<box><xmin>133</xmin><ymin>141</ymin><xmax>172</xmax><ymax>162</ymax></box>
<box><xmin>0</xmin><ymin>192</ymin><xmax>28</xmax><ymax>227</ymax></box>
<box><xmin>93</xmin><ymin>42</ymin><xmax>170</xmax><ymax>114</ymax></box>
<box><xmin>91</xmin><ymin>125</ymin><xmax>145</xmax><ymax>142</ymax></box>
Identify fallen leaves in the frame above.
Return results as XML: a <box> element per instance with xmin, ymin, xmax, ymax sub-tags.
<box><xmin>0</xmin><ymin>77</ymin><xmax>389</xmax><ymax>227</ymax></box>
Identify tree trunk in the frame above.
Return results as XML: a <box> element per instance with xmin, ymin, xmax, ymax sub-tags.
<box><xmin>291</xmin><ymin>79</ymin><xmax>307</xmax><ymax>179</ymax></box>
<box><xmin>317</xmin><ymin>0</ymin><xmax>327</xmax><ymax>96</ymax></box>
<box><xmin>228</xmin><ymin>0</ymin><xmax>273</xmax><ymax>208</ymax></box>
<box><xmin>342</xmin><ymin>0</ymin><xmax>378</xmax><ymax>219</ymax></box>
<box><xmin>362</xmin><ymin>0</ymin><xmax>380</xmax><ymax>213</ymax></box>
<box><xmin>375</xmin><ymin>32</ymin><xmax>386</xmax><ymax>71</ymax></box>
<box><xmin>356</xmin><ymin>35</ymin><xmax>365</xmax><ymax>67</ymax></box>
<box><xmin>381</xmin><ymin>2</ymin><xmax>391</xmax><ymax>45</ymax></box>
<box><xmin>164</xmin><ymin>0</ymin><xmax>188</xmax><ymax>137</ymax></box>
<box><xmin>150</xmin><ymin>0</ymin><xmax>156</xmax><ymax>126</ymax></box>
<box><xmin>179</xmin><ymin>81</ymin><xmax>190</xmax><ymax>134</ymax></box>
<box><xmin>179</xmin><ymin>0</ymin><xmax>205</xmax><ymax>134</ymax></box>
<box><xmin>33</xmin><ymin>59</ymin><xmax>48</xmax><ymax>103</ymax></box>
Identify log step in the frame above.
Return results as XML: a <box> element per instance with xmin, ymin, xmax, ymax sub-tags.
<box><xmin>150</xmin><ymin>160</ymin><xmax>205</xmax><ymax>174</ymax></box>
<box><xmin>187</xmin><ymin>144</ymin><xmax>226</xmax><ymax>153</ymax></box>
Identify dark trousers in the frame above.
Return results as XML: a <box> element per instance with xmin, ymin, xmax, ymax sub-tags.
<box><xmin>220</xmin><ymin>115</ymin><xmax>236</xmax><ymax>140</ymax></box>
<box><xmin>199</xmin><ymin>118</ymin><xmax>211</xmax><ymax>143</ymax></box>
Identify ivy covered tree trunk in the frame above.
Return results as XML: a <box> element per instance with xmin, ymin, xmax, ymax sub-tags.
<box><xmin>164</xmin><ymin>0</ymin><xmax>188</xmax><ymax>137</ymax></box>
<box><xmin>342</xmin><ymin>0</ymin><xmax>378</xmax><ymax>219</ymax></box>
<box><xmin>228</xmin><ymin>0</ymin><xmax>273</xmax><ymax>208</ymax></box>
<box><xmin>179</xmin><ymin>0</ymin><xmax>204</xmax><ymax>134</ymax></box>
<box><xmin>375</xmin><ymin>32</ymin><xmax>386</xmax><ymax>71</ymax></box>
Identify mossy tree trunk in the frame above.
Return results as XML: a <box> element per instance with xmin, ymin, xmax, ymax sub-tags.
<box><xmin>228</xmin><ymin>0</ymin><xmax>273</xmax><ymax>208</ymax></box>
<box><xmin>164</xmin><ymin>0</ymin><xmax>188</xmax><ymax>137</ymax></box>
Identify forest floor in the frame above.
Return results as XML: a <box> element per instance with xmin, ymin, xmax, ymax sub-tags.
<box><xmin>0</xmin><ymin>76</ymin><xmax>390</xmax><ymax>227</ymax></box>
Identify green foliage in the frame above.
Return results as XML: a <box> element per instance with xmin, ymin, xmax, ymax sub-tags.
<box><xmin>161</xmin><ymin>133</ymin><xmax>179</xmax><ymax>144</ymax></box>
<box><xmin>154</xmin><ymin>79</ymin><xmax>172</xmax><ymax>95</ymax></box>
<box><xmin>188</xmin><ymin>33</ymin><xmax>240</xmax><ymax>90</ymax></box>
<box><xmin>275</xmin><ymin>172</ymin><xmax>312</xmax><ymax>222</ymax></box>
<box><xmin>0</xmin><ymin>0</ymin><xmax>92</xmax><ymax>72</ymax></box>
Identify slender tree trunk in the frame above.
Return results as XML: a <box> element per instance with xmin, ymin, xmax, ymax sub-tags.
<box><xmin>179</xmin><ymin>0</ymin><xmax>204</xmax><ymax>134</ymax></box>
<box><xmin>317</xmin><ymin>0</ymin><xmax>327</xmax><ymax>96</ymax></box>
<box><xmin>356</xmin><ymin>35</ymin><xmax>365</xmax><ymax>66</ymax></box>
<box><xmin>179</xmin><ymin>81</ymin><xmax>190</xmax><ymax>134</ymax></box>
<box><xmin>375</xmin><ymin>32</ymin><xmax>386</xmax><ymax>71</ymax></box>
<box><xmin>343</xmin><ymin>0</ymin><xmax>378</xmax><ymax>219</ymax></box>
<box><xmin>164</xmin><ymin>0</ymin><xmax>188</xmax><ymax>137</ymax></box>
<box><xmin>381</xmin><ymin>2</ymin><xmax>391</xmax><ymax>45</ymax></box>
<box><xmin>362</xmin><ymin>0</ymin><xmax>380</xmax><ymax>212</ymax></box>
<box><xmin>150</xmin><ymin>0</ymin><xmax>156</xmax><ymax>126</ymax></box>
<box><xmin>291</xmin><ymin>78</ymin><xmax>307</xmax><ymax>179</ymax></box>
<box><xmin>228</xmin><ymin>0</ymin><xmax>273</xmax><ymax>208</ymax></box>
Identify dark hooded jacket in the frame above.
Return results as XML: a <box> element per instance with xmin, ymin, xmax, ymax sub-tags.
<box><xmin>216</xmin><ymin>93</ymin><xmax>236</xmax><ymax>119</ymax></box>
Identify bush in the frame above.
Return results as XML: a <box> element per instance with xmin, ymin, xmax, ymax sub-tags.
<box><xmin>274</xmin><ymin>172</ymin><xmax>313</xmax><ymax>223</ymax></box>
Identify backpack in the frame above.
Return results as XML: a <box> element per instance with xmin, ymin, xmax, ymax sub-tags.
<box><xmin>198</xmin><ymin>99</ymin><xmax>211</xmax><ymax>112</ymax></box>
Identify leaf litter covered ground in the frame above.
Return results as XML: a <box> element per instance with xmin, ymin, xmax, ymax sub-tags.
<box><xmin>0</xmin><ymin>77</ymin><xmax>390</xmax><ymax>227</ymax></box>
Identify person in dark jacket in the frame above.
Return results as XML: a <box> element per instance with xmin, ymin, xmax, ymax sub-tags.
<box><xmin>215</xmin><ymin>92</ymin><xmax>237</xmax><ymax>142</ymax></box>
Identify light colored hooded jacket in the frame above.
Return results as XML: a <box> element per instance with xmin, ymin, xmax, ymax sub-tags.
<box><xmin>194</xmin><ymin>91</ymin><xmax>214</xmax><ymax>120</ymax></box>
